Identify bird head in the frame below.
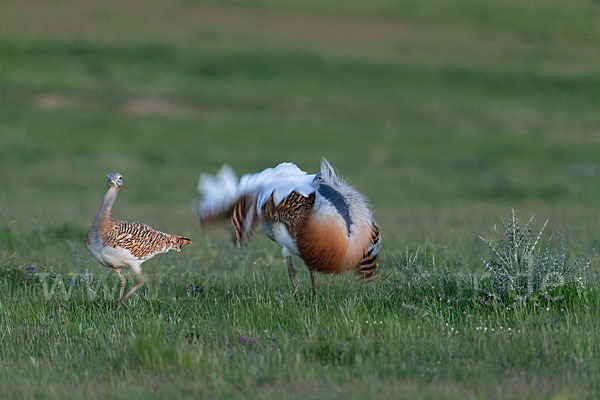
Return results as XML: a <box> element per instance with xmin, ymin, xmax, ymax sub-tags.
<box><xmin>311</xmin><ymin>159</ymin><xmax>343</xmax><ymax>190</ymax></box>
<box><xmin>107</xmin><ymin>172</ymin><xmax>123</xmax><ymax>189</ymax></box>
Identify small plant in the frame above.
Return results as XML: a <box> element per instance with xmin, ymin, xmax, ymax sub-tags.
<box><xmin>479</xmin><ymin>210</ymin><xmax>589</xmax><ymax>305</ymax></box>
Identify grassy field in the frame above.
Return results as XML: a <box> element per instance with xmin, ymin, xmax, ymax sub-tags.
<box><xmin>1</xmin><ymin>0</ymin><xmax>600</xmax><ymax>398</ymax></box>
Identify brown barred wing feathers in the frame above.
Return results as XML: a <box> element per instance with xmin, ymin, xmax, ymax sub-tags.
<box><xmin>102</xmin><ymin>220</ymin><xmax>190</xmax><ymax>260</ymax></box>
<box><xmin>230</xmin><ymin>194</ymin><xmax>261</xmax><ymax>247</ymax></box>
<box><xmin>262</xmin><ymin>191</ymin><xmax>315</xmax><ymax>238</ymax></box>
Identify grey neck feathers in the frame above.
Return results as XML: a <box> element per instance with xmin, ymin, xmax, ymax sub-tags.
<box><xmin>95</xmin><ymin>187</ymin><xmax>118</xmax><ymax>226</ymax></box>
<box><xmin>318</xmin><ymin>184</ymin><xmax>352</xmax><ymax>235</ymax></box>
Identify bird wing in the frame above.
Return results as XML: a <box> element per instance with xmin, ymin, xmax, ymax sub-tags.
<box><xmin>262</xmin><ymin>191</ymin><xmax>316</xmax><ymax>235</ymax></box>
<box><xmin>242</xmin><ymin>162</ymin><xmax>316</xmax><ymax>216</ymax></box>
<box><xmin>196</xmin><ymin>162</ymin><xmax>316</xmax><ymax>225</ymax></box>
<box><xmin>102</xmin><ymin>220</ymin><xmax>181</xmax><ymax>260</ymax></box>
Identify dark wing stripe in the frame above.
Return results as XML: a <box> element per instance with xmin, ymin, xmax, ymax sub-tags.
<box><xmin>317</xmin><ymin>184</ymin><xmax>352</xmax><ymax>235</ymax></box>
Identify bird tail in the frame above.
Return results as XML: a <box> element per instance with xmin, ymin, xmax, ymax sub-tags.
<box><xmin>356</xmin><ymin>223</ymin><xmax>381</xmax><ymax>283</ymax></box>
<box><xmin>177</xmin><ymin>236</ymin><xmax>192</xmax><ymax>246</ymax></box>
<box><xmin>195</xmin><ymin>164</ymin><xmax>240</xmax><ymax>226</ymax></box>
<box><xmin>195</xmin><ymin>164</ymin><xmax>261</xmax><ymax>244</ymax></box>
<box><xmin>170</xmin><ymin>235</ymin><xmax>192</xmax><ymax>252</ymax></box>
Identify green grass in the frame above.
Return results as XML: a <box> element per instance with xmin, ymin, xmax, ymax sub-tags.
<box><xmin>1</xmin><ymin>0</ymin><xmax>600</xmax><ymax>398</ymax></box>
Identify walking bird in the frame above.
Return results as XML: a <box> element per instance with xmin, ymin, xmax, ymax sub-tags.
<box><xmin>84</xmin><ymin>173</ymin><xmax>191</xmax><ymax>309</ymax></box>
<box><xmin>196</xmin><ymin>159</ymin><xmax>381</xmax><ymax>299</ymax></box>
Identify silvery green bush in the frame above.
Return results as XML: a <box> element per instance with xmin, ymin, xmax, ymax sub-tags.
<box><xmin>480</xmin><ymin>210</ymin><xmax>588</xmax><ymax>304</ymax></box>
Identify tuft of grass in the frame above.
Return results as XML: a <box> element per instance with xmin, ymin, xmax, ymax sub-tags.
<box><xmin>394</xmin><ymin>247</ymin><xmax>480</xmax><ymax>308</ymax></box>
<box><xmin>479</xmin><ymin>210</ymin><xmax>589</xmax><ymax>305</ymax></box>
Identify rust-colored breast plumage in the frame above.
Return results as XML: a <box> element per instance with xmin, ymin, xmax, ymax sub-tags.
<box><xmin>297</xmin><ymin>211</ymin><xmax>349</xmax><ymax>274</ymax></box>
<box><xmin>102</xmin><ymin>220</ymin><xmax>189</xmax><ymax>259</ymax></box>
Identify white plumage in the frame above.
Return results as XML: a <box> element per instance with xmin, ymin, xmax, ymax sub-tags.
<box><xmin>197</xmin><ymin>164</ymin><xmax>239</xmax><ymax>217</ymax></box>
<box><xmin>199</xmin><ymin>162</ymin><xmax>316</xmax><ymax>219</ymax></box>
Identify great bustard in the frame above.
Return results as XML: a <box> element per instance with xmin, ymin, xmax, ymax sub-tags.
<box><xmin>84</xmin><ymin>173</ymin><xmax>191</xmax><ymax>309</ymax></box>
<box><xmin>196</xmin><ymin>159</ymin><xmax>381</xmax><ymax>299</ymax></box>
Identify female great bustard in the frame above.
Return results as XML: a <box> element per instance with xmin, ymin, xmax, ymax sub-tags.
<box><xmin>196</xmin><ymin>159</ymin><xmax>381</xmax><ymax>299</ymax></box>
<box><xmin>85</xmin><ymin>173</ymin><xmax>191</xmax><ymax>309</ymax></box>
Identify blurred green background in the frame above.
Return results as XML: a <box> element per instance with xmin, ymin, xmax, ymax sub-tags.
<box><xmin>2</xmin><ymin>1</ymin><xmax>600</xmax><ymax>398</ymax></box>
<box><xmin>2</xmin><ymin>0</ymin><xmax>600</xmax><ymax>256</ymax></box>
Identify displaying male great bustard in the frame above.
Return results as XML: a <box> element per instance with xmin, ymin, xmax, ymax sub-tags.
<box><xmin>84</xmin><ymin>173</ymin><xmax>191</xmax><ymax>309</ymax></box>
<box><xmin>196</xmin><ymin>159</ymin><xmax>381</xmax><ymax>299</ymax></box>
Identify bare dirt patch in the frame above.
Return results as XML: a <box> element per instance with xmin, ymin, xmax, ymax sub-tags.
<box><xmin>34</xmin><ymin>94</ymin><xmax>84</xmax><ymax>110</ymax></box>
<box><xmin>124</xmin><ymin>97</ymin><xmax>194</xmax><ymax>117</ymax></box>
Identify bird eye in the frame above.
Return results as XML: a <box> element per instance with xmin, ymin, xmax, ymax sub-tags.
<box><xmin>317</xmin><ymin>175</ymin><xmax>323</xmax><ymax>182</ymax></box>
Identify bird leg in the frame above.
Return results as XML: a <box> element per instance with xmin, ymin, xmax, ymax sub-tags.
<box><xmin>309</xmin><ymin>268</ymin><xmax>318</xmax><ymax>301</ymax></box>
<box><xmin>286</xmin><ymin>256</ymin><xmax>299</xmax><ymax>297</ymax></box>
<box><xmin>117</xmin><ymin>272</ymin><xmax>145</xmax><ymax>309</ymax></box>
<box><xmin>115</xmin><ymin>269</ymin><xmax>127</xmax><ymax>308</ymax></box>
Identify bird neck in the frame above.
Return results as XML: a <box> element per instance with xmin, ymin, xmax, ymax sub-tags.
<box><xmin>94</xmin><ymin>186</ymin><xmax>119</xmax><ymax>228</ymax></box>
<box><xmin>316</xmin><ymin>184</ymin><xmax>352</xmax><ymax>235</ymax></box>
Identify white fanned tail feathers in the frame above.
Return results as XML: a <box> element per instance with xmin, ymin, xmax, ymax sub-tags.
<box><xmin>196</xmin><ymin>162</ymin><xmax>316</xmax><ymax>224</ymax></box>
<box><xmin>196</xmin><ymin>164</ymin><xmax>239</xmax><ymax>223</ymax></box>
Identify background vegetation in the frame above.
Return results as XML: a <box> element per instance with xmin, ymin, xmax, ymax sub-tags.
<box><xmin>1</xmin><ymin>0</ymin><xmax>599</xmax><ymax>398</ymax></box>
